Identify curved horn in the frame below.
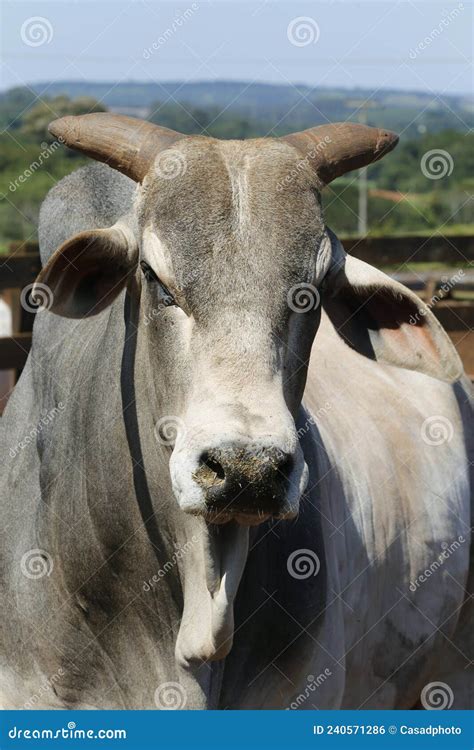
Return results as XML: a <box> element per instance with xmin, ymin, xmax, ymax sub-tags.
<box><xmin>281</xmin><ymin>122</ymin><xmax>398</xmax><ymax>184</ymax></box>
<box><xmin>48</xmin><ymin>113</ymin><xmax>183</xmax><ymax>182</ymax></box>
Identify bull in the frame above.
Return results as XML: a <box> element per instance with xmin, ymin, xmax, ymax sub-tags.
<box><xmin>0</xmin><ymin>115</ymin><xmax>471</xmax><ymax>709</ymax></box>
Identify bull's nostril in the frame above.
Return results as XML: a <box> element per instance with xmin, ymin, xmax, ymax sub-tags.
<box><xmin>194</xmin><ymin>451</ymin><xmax>226</xmax><ymax>487</ymax></box>
<box><xmin>203</xmin><ymin>455</ymin><xmax>226</xmax><ymax>480</ymax></box>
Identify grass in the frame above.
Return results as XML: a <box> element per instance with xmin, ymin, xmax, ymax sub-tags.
<box><xmin>364</xmin><ymin>224</ymin><xmax>474</xmax><ymax>239</ymax></box>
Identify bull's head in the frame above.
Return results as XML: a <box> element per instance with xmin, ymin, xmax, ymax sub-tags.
<box><xmin>36</xmin><ymin>115</ymin><xmax>459</xmax><ymax>527</ymax></box>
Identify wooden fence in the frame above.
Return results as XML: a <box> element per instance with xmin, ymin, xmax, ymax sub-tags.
<box><xmin>0</xmin><ymin>236</ymin><xmax>473</xmax><ymax>401</ymax></box>
<box><xmin>342</xmin><ymin>234</ymin><xmax>474</xmax><ymax>267</ymax></box>
<box><xmin>0</xmin><ymin>252</ymin><xmax>41</xmax><ymax>372</ymax></box>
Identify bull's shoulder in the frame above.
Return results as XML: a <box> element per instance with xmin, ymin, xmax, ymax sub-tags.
<box><xmin>38</xmin><ymin>163</ymin><xmax>136</xmax><ymax>264</ymax></box>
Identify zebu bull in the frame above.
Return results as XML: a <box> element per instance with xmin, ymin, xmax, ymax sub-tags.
<box><xmin>0</xmin><ymin>115</ymin><xmax>472</xmax><ymax>709</ymax></box>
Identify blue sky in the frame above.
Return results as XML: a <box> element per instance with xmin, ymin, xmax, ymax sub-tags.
<box><xmin>1</xmin><ymin>0</ymin><xmax>472</xmax><ymax>94</ymax></box>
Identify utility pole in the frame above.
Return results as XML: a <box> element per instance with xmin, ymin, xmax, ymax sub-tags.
<box><xmin>358</xmin><ymin>109</ymin><xmax>368</xmax><ymax>237</ymax></box>
<box><xmin>347</xmin><ymin>100</ymin><xmax>376</xmax><ymax>236</ymax></box>
<box><xmin>358</xmin><ymin>172</ymin><xmax>368</xmax><ymax>235</ymax></box>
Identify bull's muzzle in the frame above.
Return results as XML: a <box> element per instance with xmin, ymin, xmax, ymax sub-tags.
<box><xmin>170</xmin><ymin>440</ymin><xmax>308</xmax><ymax>525</ymax></box>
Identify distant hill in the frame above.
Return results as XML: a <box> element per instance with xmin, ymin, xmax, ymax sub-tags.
<box><xmin>0</xmin><ymin>83</ymin><xmax>472</xmax><ymax>244</ymax></box>
<box><xmin>18</xmin><ymin>80</ymin><xmax>473</xmax><ymax>137</ymax></box>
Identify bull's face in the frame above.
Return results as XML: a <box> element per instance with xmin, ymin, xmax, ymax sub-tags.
<box><xmin>137</xmin><ymin>138</ymin><xmax>333</xmax><ymax>523</ymax></box>
<box><xmin>36</xmin><ymin>115</ymin><xmax>400</xmax><ymax>525</ymax></box>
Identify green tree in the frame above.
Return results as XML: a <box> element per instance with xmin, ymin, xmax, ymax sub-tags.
<box><xmin>20</xmin><ymin>96</ymin><xmax>107</xmax><ymax>140</ymax></box>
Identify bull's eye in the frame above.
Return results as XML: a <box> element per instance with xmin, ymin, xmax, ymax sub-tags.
<box><xmin>140</xmin><ymin>261</ymin><xmax>177</xmax><ymax>307</ymax></box>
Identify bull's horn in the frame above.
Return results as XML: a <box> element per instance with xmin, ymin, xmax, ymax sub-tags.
<box><xmin>48</xmin><ymin>113</ymin><xmax>183</xmax><ymax>182</ymax></box>
<box><xmin>281</xmin><ymin>122</ymin><xmax>398</xmax><ymax>184</ymax></box>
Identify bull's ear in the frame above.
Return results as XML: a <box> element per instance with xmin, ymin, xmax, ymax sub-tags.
<box><xmin>322</xmin><ymin>239</ymin><xmax>463</xmax><ymax>383</ymax></box>
<box><xmin>34</xmin><ymin>223</ymin><xmax>138</xmax><ymax>318</ymax></box>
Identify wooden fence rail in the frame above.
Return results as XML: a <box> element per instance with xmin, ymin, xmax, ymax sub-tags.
<box><xmin>343</xmin><ymin>234</ymin><xmax>474</xmax><ymax>267</ymax></box>
<box><xmin>0</xmin><ymin>236</ymin><xmax>473</xmax><ymax>387</ymax></box>
<box><xmin>7</xmin><ymin>234</ymin><xmax>474</xmax><ymax>267</ymax></box>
